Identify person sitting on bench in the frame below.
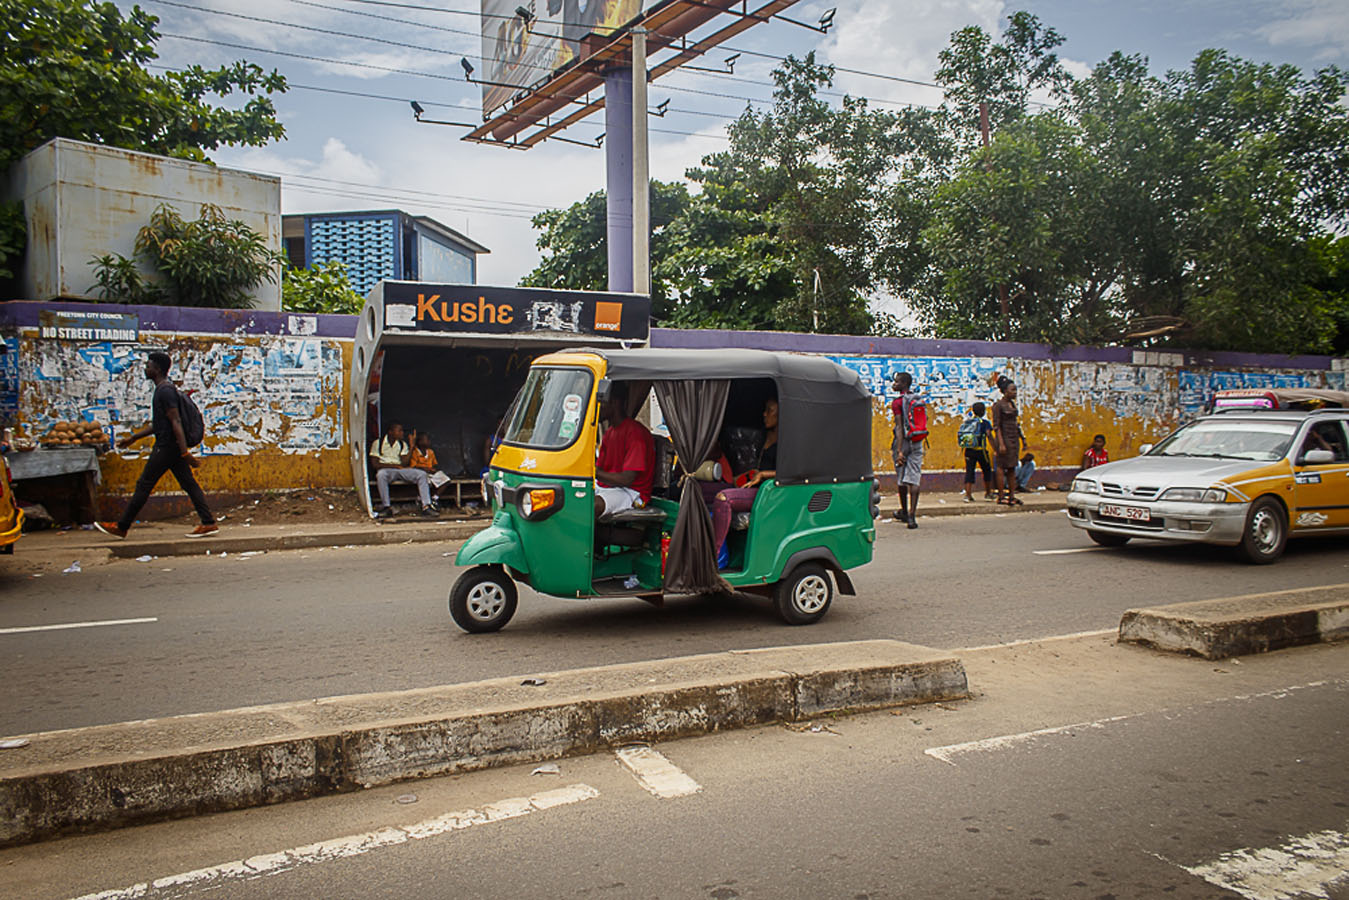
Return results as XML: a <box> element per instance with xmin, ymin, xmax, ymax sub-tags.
<box><xmin>369</xmin><ymin>422</ymin><xmax>436</xmax><ymax>518</ymax></box>
<box><xmin>594</xmin><ymin>385</ymin><xmax>655</xmax><ymax>518</ymax></box>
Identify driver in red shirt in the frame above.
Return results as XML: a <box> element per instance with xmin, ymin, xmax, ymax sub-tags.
<box><xmin>594</xmin><ymin>384</ymin><xmax>655</xmax><ymax>517</ymax></box>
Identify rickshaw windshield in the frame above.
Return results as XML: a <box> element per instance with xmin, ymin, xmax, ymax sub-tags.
<box><xmin>501</xmin><ymin>367</ymin><xmax>593</xmax><ymax>451</ymax></box>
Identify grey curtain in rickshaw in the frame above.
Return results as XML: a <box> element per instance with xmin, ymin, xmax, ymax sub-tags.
<box><xmin>653</xmin><ymin>379</ymin><xmax>733</xmax><ymax>595</ymax></box>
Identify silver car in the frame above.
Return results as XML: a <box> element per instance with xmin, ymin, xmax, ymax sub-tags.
<box><xmin>1065</xmin><ymin>408</ymin><xmax>1349</xmax><ymax>563</ymax></box>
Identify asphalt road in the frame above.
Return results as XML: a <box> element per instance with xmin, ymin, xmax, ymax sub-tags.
<box><xmin>3</xmin><ymin>637</ymin><xmax>1345</xmax><ymax>900</ymax></box>
<box><xmin>2</xmin><ymin>510</ymin><xmax>1349</xmax><ymax>734</ymax></box>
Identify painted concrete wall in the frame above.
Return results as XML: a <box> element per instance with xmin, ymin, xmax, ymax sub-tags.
<box><xmin>653</xmin><ymin>329</ymin><xmax>1349</xmax><ymax>489</ymax></box>
<box><xmin>3</xmin><ymin>139</ymin><xmax>282</xmax><ymax>310</ymax></box>
<box><xmin>0</xmin><ymin>302</ymin><xmax>353</xmax><ymax>504</ymax></box>
<box><xmin>2</xmin><ymin>301</ymin><xmax>1345</xmax><ymax>510</ymax></box>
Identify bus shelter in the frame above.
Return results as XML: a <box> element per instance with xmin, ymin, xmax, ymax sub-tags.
<box><xmin>350</xmin><ymin>282</ymin><xmax>650</xmax><ymax>515</ymax></box>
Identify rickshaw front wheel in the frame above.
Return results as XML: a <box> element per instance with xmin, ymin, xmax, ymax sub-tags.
<box><xmin>774</xmin><ymin>562</ymin><xmax>833</xmax><ymax>625</ymax></box>
<box><xmin>450</xmin><ymin>566</ymin><xmax>519</xmax><ymax>633</ymax></box>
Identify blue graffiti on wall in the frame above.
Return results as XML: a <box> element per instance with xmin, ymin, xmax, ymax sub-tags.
<box><xmin>826</xmin><ymin>355</ymin><xmax>1008</xmax><ymax>413</ymax></box>
<box><xmin>1177</xmin><ymin>370</ymin><xmax>1314</xmax><ymax>417</ymax></box>
<box><xmin>0</xmin><ymin>337</ymin><xmax>18</xmax><ymax>422</ymax></box>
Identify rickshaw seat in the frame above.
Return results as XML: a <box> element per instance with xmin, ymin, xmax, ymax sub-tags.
<box><xmin>599</xmin><ymin>506</ymin><xmax>669</xmax><ymax>528</ymax></box>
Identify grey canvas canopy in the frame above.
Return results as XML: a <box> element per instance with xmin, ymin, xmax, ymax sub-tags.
<box><xmin>596</xmin><ymin>348</ymin><xmax>875</xmax><ymax>486</ymax></box>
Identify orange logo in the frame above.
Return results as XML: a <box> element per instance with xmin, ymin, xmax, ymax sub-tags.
<box><xmin>594</xmin><ymin>301</ymin><xmax>623</xmax><ymax>333</ymax></box>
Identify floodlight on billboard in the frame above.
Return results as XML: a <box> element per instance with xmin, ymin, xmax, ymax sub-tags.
<box><xmin>480</xmin><ymin>0</ymin><xmax>643</xmax><ymax>117</ymax></box>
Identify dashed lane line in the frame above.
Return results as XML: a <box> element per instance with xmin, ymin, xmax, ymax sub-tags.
<box><xmin>67</xmin><ymin>784</ymin><xmax>599</xmax><ymax>900</ymax></box>
<box><xmin>924</xmin><ymin>680</ymin><xmax>1342</xmax><ymax>767</ymax></box>
<box><xmin>0</xmin><ymin>617</ymin><xmax>158</xmax><ymax>635</ymax></box>
<box><xmin>616</xmin><ymin>746</ymin><xmax>702</xmax><ymax>798</ymax></box>
<box><xmin>1032</xmin><ymin>547</ymin><xmax>1104</xmax><ymax>556</ymax></box>
<box><xmin>1174</xmin><ymin>826</ymin><xmax>1349</xmax><ymax>900</ymax></box>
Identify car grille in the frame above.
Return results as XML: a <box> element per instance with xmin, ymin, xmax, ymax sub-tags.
<box><xmin>1100</xmin><ymin>482</ymin><xmax>1160</xmax><ymax>500</ymax></box>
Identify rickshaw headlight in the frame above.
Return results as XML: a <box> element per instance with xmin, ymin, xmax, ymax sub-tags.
<box><xmin>519</xmin><ymin>487</ymin><xmax>561</xmax><ymax>520</ymax></box>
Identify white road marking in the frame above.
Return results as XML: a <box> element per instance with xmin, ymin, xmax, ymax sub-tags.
<box><xmin>1032</xmin><ymin>547</ymin><xmax>1103</xmax><ymax>556</ymax></box>
<box><xmin>925</xmin><ymin>681</ymin><xmax>1341</xmax><ymax>767</ymax></box>
<box><xmin>616</xmin><ymin>746</ymin><xmax>702</xmax><ymax>798</ymax></box>
<box><xmin>959</xmin><ymin>629</ymin><xmax>1116</xmax><ymax>652</ymax></box>
<box><xmin>1178</xmin><ymin>827</ymin><xmax>1349</xmax><ymax>900</ymax></box>
<box><xmin>68</xmin><ymin>784</ymin><xmax>599</xmax><ymax>900</ymax></box>
<box><xmin>0</xmin><ymin>617</ymin><xmax>158</xmax><ymax>635</ymax></box>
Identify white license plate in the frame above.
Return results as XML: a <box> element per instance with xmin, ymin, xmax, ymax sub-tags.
<box><xmin>1100</xmin><ymin>503</ymin><xmax>1151</xmax><ymax>522</ymax></box>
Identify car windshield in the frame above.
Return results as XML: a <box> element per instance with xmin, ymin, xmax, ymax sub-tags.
<box><xmin>1150</xmin><ymin>419</ymin><xmax>1298</xmax><ymax>461</ymax></box>
<box><xmin>501</xmin><ymin>367</ymin><xmax>593</xmax><ymax>450</ymax></box>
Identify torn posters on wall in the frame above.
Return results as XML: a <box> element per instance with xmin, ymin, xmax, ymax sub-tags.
<box><xmin>18</xmin><ymin>335</ymin><xmax>344</xmax><ymax>455</ymax></box>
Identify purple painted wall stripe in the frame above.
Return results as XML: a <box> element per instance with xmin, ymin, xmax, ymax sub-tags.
<box><xmin>0</xmin><ymin>300</ymin><xmax>359</xmax><ymax>339</ymax></box>
<box><xmin>650</xmin><ymin>327</ymin><xmax>1335</xmax><ymax>370</ymax></box>
<box><xmin>0</xmin><ymin>301</ymin><xmax>1337</xmax><ymax>370</ymax></box>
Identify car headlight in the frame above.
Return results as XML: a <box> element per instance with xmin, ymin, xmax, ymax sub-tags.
<box><xmin>1160</xmin><ymin>487</ymin><xmax>1227</xmax><ymax>502</ymax></box>
<box><xmin>1071</xmin><ymin>478</ymin><xmax>1100</xmax><ymax>494</ymax></box>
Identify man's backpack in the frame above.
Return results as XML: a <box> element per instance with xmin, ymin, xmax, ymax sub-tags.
<box><xmin>177</xmin><ymin>390</ymin><xmax>205</xmax><ymax>448</ymax></box>
<box><xmin>957</xmin><ymin>416</ymin><xmax>983</xmax><ymax>449</ymax></box>
<box><xmin>902</xmin><ymin>395</ymin><xmax>929</xmax><ymax>442</ymax></box>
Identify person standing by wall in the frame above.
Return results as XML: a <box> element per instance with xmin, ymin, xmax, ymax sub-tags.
<box><xmin>958</xmin><ymin>401</ymin><xmax>995</xmax><ymax>501</ymax></box>
<box><xmin>890</xmin><ymin>372</ymin><xmax>927</xmax><ymax>529</ymax></box>
<box><xmin>95</xmin><ymin>351</ymin><xmax>217</xmax><ymax>538</ymax></box>
<box><xmin>992</xmin><ymin>381</ymin><xmax>1027</xmax><ymax>506</ymax></box>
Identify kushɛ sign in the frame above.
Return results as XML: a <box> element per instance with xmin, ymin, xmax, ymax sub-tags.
<box><xmin>381</xmin><ymin>283</ymin><xmax>650</xmax><ymax>341</ymax></box>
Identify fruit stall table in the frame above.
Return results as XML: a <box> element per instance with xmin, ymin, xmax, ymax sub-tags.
<box><xmin>3</xmin><ymin>447</ymin><xmax>101</xmax><ymax>525</ymax></box>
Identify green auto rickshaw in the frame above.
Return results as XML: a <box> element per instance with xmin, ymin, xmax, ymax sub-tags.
<box><xmin>449</xmin><ymin>348</ymin><xmax>880</xmax><ymax>631</ymax></box>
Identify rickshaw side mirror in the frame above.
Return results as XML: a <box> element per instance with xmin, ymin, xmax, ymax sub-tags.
<box><xmin>595</xmin><ymin>378</ymin><xmax>613</xmax><ymax>404</ymax></box>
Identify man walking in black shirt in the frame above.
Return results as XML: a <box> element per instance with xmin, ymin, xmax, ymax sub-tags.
<box><xmin>95</xmin><ymin>351</ymin><xmax>218</xmax><ymax>538</ymax></box>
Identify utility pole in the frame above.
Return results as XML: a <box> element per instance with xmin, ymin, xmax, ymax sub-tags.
<box><xmin>631</xmin><ymin>27</ymin><xmax>651</xmax><ymax>297</ymax></box>
<box><xmin>980</xmin><ymin>101</ymin><xmax>1011</xmax><ymax>325</ymax></box>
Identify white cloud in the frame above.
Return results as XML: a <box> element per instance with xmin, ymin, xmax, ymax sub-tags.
<box><xmin>819</xmin><ymin>0</ymin><xmax>1005</xmax><ymax>107</ymax></box>
<box><xmin>1258</xmin><ymin>0</ymin><xmax>1349</xmax><ymax>61</ymax></box>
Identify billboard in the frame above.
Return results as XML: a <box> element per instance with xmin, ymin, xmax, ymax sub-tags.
<box><xmin>481</xmin><ymin>0</ymin><xmax>643</xmax><ymax>116</ymax></box>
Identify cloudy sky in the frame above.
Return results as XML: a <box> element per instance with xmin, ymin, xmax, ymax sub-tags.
<box><xmin>131</xmin><ymin>0</ymin><xmax>1349</xmax><ymax>287</ymax></box>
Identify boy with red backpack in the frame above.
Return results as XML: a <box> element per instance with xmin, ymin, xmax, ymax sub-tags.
<box><xmin>890</xmin><ymin>371</ymin><xmax>927</xmax><ymax>529</ymax></box>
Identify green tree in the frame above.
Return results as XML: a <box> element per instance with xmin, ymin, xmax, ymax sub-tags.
<box><xmin>521</xmin><ymin>181</ymin><xmax>694</xmax><ymax>320</ymax></box>
<box><xmin>283</xmin><ymin>261</ymin><xmax>364</xmax><ymax>315</ymax></box>
<box><xmin>0</xmin><ymin>0</ymin><xmax>287</xmax><ymax>172</ymax></box>
<box><xmin>93</xmin><ymin>203</ymin><xmax>283</xmax><ymax>308</ymax></box>
<box><xmin>1</xmin><ymin>0</ymin><xmax>288</xmax><ymax>284</ymax></box>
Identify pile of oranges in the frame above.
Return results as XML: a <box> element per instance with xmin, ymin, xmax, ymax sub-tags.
<box><xmin>41</xmin><ymin>420</ymin><xmax>108</xmax><ymax>448</ymax></box>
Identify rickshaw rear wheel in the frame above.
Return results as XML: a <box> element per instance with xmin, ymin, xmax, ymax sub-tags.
<box><xmin>450</xmin><ymin>565</ymin><xmax>519</xmax><ymax>633</ymax></box>
<box><xmin>774</xmin><ymin>562</ymin><xmax>833</xmax><ymax>625</ymax></box>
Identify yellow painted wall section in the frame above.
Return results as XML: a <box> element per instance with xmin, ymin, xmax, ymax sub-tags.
<box><xmin>831</xmin><ymin>354</ymin><xmax>1345</xmax><ymax>475</ymax></box>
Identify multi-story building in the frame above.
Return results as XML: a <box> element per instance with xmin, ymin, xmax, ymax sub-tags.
<box><xmin>282</xmin><ymin>210</ymin><xmax>490</xmax><ymax>295</ymax></box>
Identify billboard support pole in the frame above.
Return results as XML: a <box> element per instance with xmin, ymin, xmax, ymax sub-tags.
<box><xmin>604</xmin><ymin>68</ymin><xmax>634</xmax><ymax>293</ymax></box>
<box><xmin>631</xmin><ymin>27</ymin><xmax>651</xmax><ymax>297</ymax></box>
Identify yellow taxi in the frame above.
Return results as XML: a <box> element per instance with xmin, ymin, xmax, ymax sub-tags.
<box><xmin>1067</xmin><ymin>389</ymin><xmax>1349</xmax><ymax>563</ymax></box>
<box><xmin>0</xmin><ymin>451</ymin><xmax>22</xmax><ymax>555</ymax></box>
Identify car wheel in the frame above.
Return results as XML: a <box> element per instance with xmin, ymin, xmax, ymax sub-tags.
<box><xmin>1087</xmin><ymin>530</ymin><xmax>1130</xmax><ymax>547</ymax></box>
<box><xmin>449</xmin><ymin>565</ymin><xmax>518</xmax><ymax>633</ymax></box>
<box><xmin>774</xmin><ymin>562</ymin><xmax>833</xmax><ymax>625</ymax></box>
<box><xmin>1238</xmin><ymin>497</ymin><xmax>1287</xmax><ymax>564</ymax></box>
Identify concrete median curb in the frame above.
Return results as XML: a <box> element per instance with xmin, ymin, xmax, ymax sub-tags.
<box><xmin>0</xmin><ymin>639</ymin><xmax>967</xmax><ymax>847</ymax></box>
<box><xmin>1119</xmin><ymin>584</ymin><xmax>1349</xmax><ymax>659</ymax></box>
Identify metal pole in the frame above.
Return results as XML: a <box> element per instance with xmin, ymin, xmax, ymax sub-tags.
<box><xmin>979</xmin><ymin>101</ymin><xmax>1010</xmax><ymax>324</ymax></box>
<box><xmin>631</xmin><ymin>27</ymin><xmax>651</xmax><ymax>296</ymax></box>
<box><xmin>604</xmin><ymin>68</ymin><xmax>634</xmax><ymax>293</ymax></box>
